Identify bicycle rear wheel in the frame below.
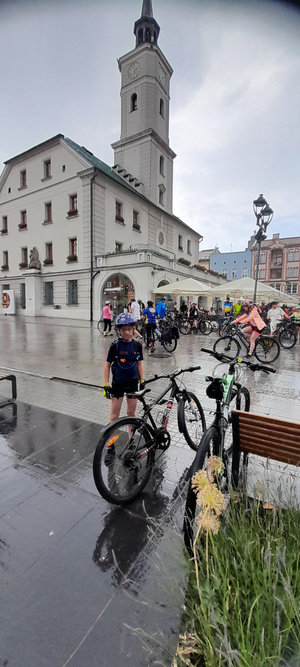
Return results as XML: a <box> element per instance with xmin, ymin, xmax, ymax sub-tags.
<box><xmin>97</xmin><ymin>319</ymin><xmax>105</xmax><ymax>334</ymax></box>
<box><xmin>179</xmin><ymin>319</ymin><xmax>190</xmax><ymax>335</ymax></box>
<box><xmin>93</xmin><ymin>418</ymin><xmax>154</xmax><ymax>504</ymax></box>
<box><xmin>162</xmin><ymin>336</ymin><xmax>177</xmax><ymax>353</ymax></box>
<box><xmin>199</xmin><ymin>320</ymin><xmax>212</xmax><ymax>335</ymax></box>
<box><xmin>254</xmin><ymin>336</ymin><xmax>280</xmax><ymax>363</ymax></box>
<box><xmin>183</xmin><ymin>425</ymin><xmax>220</xmax><ymax>554</ymax></box>
<box><xmin>279</xmin><ymin>328</ymin><xmax>297</xmax><ymax>349</ymax></box>
<box><xmin>177</xmin><ymin>391</ymin><xmax>206</xmax><ymax>451</ymax></box>
<box><xmin>213</xmin><ymin>336</ymin><xmax>241</xmax><ymax>360</ymax></box>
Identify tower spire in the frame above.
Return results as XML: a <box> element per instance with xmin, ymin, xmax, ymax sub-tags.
<box><xmin>134</xmin><ymin>0</ymin><xmax>160</xmax><ymax>47</ymax></box>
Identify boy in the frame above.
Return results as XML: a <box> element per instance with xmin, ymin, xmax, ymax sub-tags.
<box><xmin>103</xmin><ymin>312</ymin><xmax>144</xmax><ymax>423</ymax></box>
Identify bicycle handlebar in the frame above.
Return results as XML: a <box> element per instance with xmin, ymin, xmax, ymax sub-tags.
<box><xmin>144</xmin><ymin>365</ymin><xmax>201</xmax><ymax>384</ymax></box>
<box><xmin>201</xmin><ymin>348</ymin><xmax>276</xmax><ymax>374</ymax></box>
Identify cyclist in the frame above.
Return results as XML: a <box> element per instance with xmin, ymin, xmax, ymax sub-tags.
<box><xmin>102</xmin><ymin>300</ymin><xmax>113</xmax><ymax>336</ymax></box>
<box><xmin>233</xmin><ymin>301</ymin><xmax>266</xmax><ymax>357</ymax></box>
<box><xmin>233</xmin><ymin>300</ymin><xmax>242</xmax><ymax>317</ymax></box>
<box><xmin>292</xmin><ymin>304</ymin><xmax>300</xmax><ymax>342</ymax></box>
<box><xmin>267</xmin><ymin>301</ymin><xmax>289</xmax><ymax>335</ymax></box>
<box><xmin>188</xmin><ymin>301</ymin><xmax>198</xmax><ymax>331</ymax></box>
<box><xmin>155</xmin><ymin>298</ymin><xmax>167</xmax><ymax>319</ymax></box>
<box><xmin>103</xmin><ymin>312</ymin><xmax>145</xmax><ymax>423</ymax></box>
<box><xmin>142</xmin><ymin>300</ymin><xmax>157</xmax><ymax>351</ymax></box>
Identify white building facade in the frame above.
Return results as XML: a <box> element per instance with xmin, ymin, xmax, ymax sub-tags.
<box><xmin>0</xmin><ymin>0</ymin><xmax>225</xmax><ymax>321</ymax></box>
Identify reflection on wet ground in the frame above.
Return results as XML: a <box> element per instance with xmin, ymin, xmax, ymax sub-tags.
<box><xmin>0</xmin><ymin>316</ymin><xmax>299</xmax><ymax>666</ymax></box>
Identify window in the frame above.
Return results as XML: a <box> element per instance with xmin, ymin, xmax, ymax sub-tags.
<box><xmin>44</xmin><ymin>202</ymin><xmax>52</xmax><ymax>223</ymax></box>
<box><xmin>258</xmin><ymin>268</ymin><xmax>265</xmax><ymax>279</ymax></box>
<box><xmin>271</xmin><ymin>250</ymin><xmax>282</xmax><ymax>266</ymax></box>
<box><xmin>242</xmin><ymin>267</ymin><xmax>248</xmax><ymax>277</ymax></box>
<box><xmin>222</xmin><ymin>269</ymin><xmax>227</xmax><ymax>277</ymax></box>
<box><xmin>68</xmin><ymin>194</ymin><xmax>78</xmax><ymax>216</ymax></box>
<box><xmin>159</xmin><ymin>98</ymin><xmax>164</xmax><ymax>117</ymax></box>
<box><xmin>159</xmin><ymin>155</ymin><xmax>164</xmax><ymax>176</ymax></box>
<box><xmin>158</xmin><ymin>184</ymin><xmax>165</xmax><ymax>206</ymax></box>
<box><xmin>115</xmin><ymin>201</ymin><xmax>124</xmax><ymax>223</ymax></box>
<box><xmin>133</xmin><ymin>210</ymin><xmax>140</xmax><ymax>230</ymax></box>
<box><xmin>44</xmin><ymin>243</ymin><xmax>53</xmax><ymax>265</ymax></box>
<box><xmin>44</xmin><ymin>159</ymin><xmax>51</xmax><ymax>179</ymax></box>
<box><xmin>178</xmin><ymin>235</ymin><xmax>183</xmax><ymax>251</ymax></box>
<box><xmin>1</xmin><ymin>216</ymin><xmax>8</xmax><ymax>234</ymax></box>
<box><xmin>287</xmin><ymin>266</ymin><xmax>298</xmax><ymax>278</ymax></box>
<box><xmin>232</xmin><ymin>268</ymin><xmax>237</xmax><ymax>279</ymax></box>
<box><xmin>2</xmin><ymin>284</ymin><xmax>10</xmax><ymax>291</ymax></box>
<box><xmin>275</xmin><ymin>283</ymin><xmax>281</xmax><ymax>291</ymax></box>
<box><xmin>2</xmin><ymin>251</ymin><xmax>9</xmax><ymax>270</ymax></box>
<box><xmin>68</xmin><ymin>238</ymin><xmax>77</xmax><ymax>261</ymax></box>
<box><xmin>20</xmin><ymin>283</ymin><xmax>26</xmax><ymax>309</ymax></box>
<box><xmin>20</xmin><ymin>247</ymin><xmax>28</xmax><ymax>269</ymax></box>
<box><xmin>115</xmin><ymin>242</ymin><xmax>123</xmax><ymax>253</ymax></box>
<box><xmin>19</xmin><ymin>210</ymin><xmax>27</xmax><ymax>230</ymax></box>
<box><xmin>288</xmin><ymin>250</ymin><xmax>299</xmax><ymax>262</ymax></box>
<box><xmin>287</xmin><ymin>283</ymin><xmax>298</xmax><ymax>295</ymax></box>
<box><xmin>131</xmin><ymin>93</ymin><xmax>138</xmax><ymax>111</ymax></box>
<box><xmin>43</xmin><ymin>282</ymin><xmax>54</xmax><ymax>305</ymax></box>
<box><xmin>270</xmin><ymin>268</ymin><xmax>282</xmax><ymax>279</ymax></box>
<box><xmin>67</xmin><ymin>280</ymin><xmax>78</xmax><ymax>305</ymax></box>
<box><xmin>187</xmin><ymin>240</ymin><xmax>191</xmax><ymax>255</ymax></box>
<box><xmin>259</xmin><ymin>253</ymin><xmax>266</xmax><ymax>264</ymax></box>
<box><xmin>20</xmin><ymin>170</ymin><xmax>27</xmax><ymax>188</ymax></box>
<box><xmin>292</xmin><ymin>284</ymin><xmax>298</xmax><ymax>294</ymax></box>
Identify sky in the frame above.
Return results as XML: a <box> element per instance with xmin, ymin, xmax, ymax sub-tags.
<box><xmin>0</xmin><ymin>0</ymin><xmax>300</xmax><ymax>252</ymax></box>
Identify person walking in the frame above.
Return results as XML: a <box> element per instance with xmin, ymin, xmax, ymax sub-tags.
<box><xmin>102</xmin><ymin>300</ymin><xmax>113</xmax><ymax>336</ymax></box>
<box><xmin>155</xmin><ymin>298</ymin><xmax>167</xmax><ymax>319</ymax></box>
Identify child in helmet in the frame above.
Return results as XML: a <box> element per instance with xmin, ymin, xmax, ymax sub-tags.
<box><xmin>103</xmin><ymin>312</ymin><xmax>145</xmax><ymax>422</ymax></box>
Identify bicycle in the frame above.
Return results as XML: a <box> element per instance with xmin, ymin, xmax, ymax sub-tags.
<box><xmin>183</xmin><ymin>348</ymin><xmax>276</xmax><ymax>553</ymax></box>
<box><xmin>97</xmin><ymin>317</ymin><xmax>115</xmax><ymax>335</ymax></box>
<box><xmin>93</xmin><ymin>366</ymin><xmax>206</xmax><ymax>505</ymax></box>
<box><xmin>273</xmin><ymin>318</ymin><xmax>297</xmax><ymax>349</ymax></box>
<box><xmin>179</xmin><ymin>314</ymin><xmax>211</xmax><ymax>336</ymax></box>
<box><xmin>213</xmin><ymin>322</ymin><xmax>280</xmax><ymax>364</ymax></box>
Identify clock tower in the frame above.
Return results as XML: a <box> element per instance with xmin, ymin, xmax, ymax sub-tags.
<box><xmin>111</xmin><ymin>0</ymin><xmax>176</xmax><ymax>214</ymax></box>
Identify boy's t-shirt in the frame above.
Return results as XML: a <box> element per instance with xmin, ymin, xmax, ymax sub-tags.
<box><xmin>107</xmin><ymin>339</ymin><xmax>143</xmax><ymax>382</ymax></box>
<box><xmin>142</xmin><ymin>307</ymin><xmax>156</xmax><ymax>324</ymax></box>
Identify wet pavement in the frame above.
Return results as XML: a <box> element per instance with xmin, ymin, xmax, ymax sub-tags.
<box><xmin>0</xmin><ymin>316</ymin><xmax>299</xmax><ymax>666</ymax></box>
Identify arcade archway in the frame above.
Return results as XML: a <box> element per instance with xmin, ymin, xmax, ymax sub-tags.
<box><xmin>101</xmin><ymin>273</ymin><xmax>134</xmax><ymax>316</ymax></box>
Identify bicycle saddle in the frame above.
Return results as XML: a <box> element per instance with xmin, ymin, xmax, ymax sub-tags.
<box><xmin>127</xmin><ymin>388</ymin><xmax>151</xmax><ymax>399</ymax></box>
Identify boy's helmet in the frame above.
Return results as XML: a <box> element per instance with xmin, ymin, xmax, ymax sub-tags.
<box><xmin>115</xmin><ymin>312</ymin><xmax>136</xmax><ymax>327</ymax></box>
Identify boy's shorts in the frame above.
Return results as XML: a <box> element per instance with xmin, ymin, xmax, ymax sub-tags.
<box><xmin>111</xmin><ymin>380</ymin><xmax>139</xmax><ymax>399</ymax></box>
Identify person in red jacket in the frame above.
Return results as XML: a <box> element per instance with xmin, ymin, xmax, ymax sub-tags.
<box><xmin>233</xmin><ymin>301</ymin><xmax>266</xmax><ymax>357</ymax></box>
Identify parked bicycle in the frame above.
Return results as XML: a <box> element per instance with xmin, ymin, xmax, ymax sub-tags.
<box><xmin>179</xmin><ymin>314</ymin><xmax>211</xmax><ymax>336</ymax></box>
<box><xmin>213</xmin><ymin>322</ymin><xmax>280</xmax><ymax>363</ymax></box>
<box><xmin>183</xmin><ymin>348</ymin><xmax>276</xmax><ymax>553</ymax></box>
<box><xmin>93</xmin><ymin>366</ymin><xmax>206</xmax><ymax>505</ymax></box>
<box><xmin>274</xmin><ymin>318</ymin><xmax>297</xmax><ymax>349</ymax></box>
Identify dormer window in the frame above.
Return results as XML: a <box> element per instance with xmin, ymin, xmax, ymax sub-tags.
<box><xmin>131</xmin><ymin>93</ymin><xmax>138</xmax><ymax>112</ymax></box>
<box><xmin>159</xmin><ymin>98</ymin><xmax>164</xmax><ymax>117</ymax></box>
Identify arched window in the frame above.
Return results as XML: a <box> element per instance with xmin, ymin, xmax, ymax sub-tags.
<box><xmin>159</xmin><ymin>155</ymin><xmax>164</xmax><ymax>176</ymax></box>
<box><xmin>145</xmin><ymin>27</ymin><xmax>151</xmax><ymax>42</ymax></box>
<box><xmin>138</xmin><ymin>28</ymin><xmax>143</xmax><ymax>44</ymax></box>
<box><xmin>131</xmin><ymin>93</ymin><xmax>138</xmax><ymax>112</ymax></box>
<box><xmin>159</xmin><ymin>98</ymin><xmax>164</xmax><ymax>117</ymax></box>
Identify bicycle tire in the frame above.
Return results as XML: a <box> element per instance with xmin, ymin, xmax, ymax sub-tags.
<box><xmin>279</xmin><ymin>328</ymin><xmax>297</xmax><ymax>349</ymax></box>
<box><xmin>97</xmin><ymin>319</ymin><xmax>105</xmax><ymax>334</ymax></box>
<box><xmin>183</xmin><ymin>425</ymin><xmax>220</xmax><ymax>554</ymax></box>
<box><xmin>93</xmin><ymin>418</ymin><xmax>154</xmax><ymax>505</ymax></box>
<box><xmin>162</xmin><ymin>336</ymin><xmax>177</xmax><ymax>353</ymax></box>
<box><xmin>179</xmin><ymin>319</ymin><xmax>190</xmax><ymax>335</ymax></box>
<box><xmin>254</xmin><ymin>336</ymin><xmax>280</xmax><ymax>364</ymax></box>
<box><xmin>177</xmin><ymin>391</ymin><xmax>206</xmax><ymax>451</ymax></box>
<box><xmin>213</xmin><ymin>336</ymin><xmax>241</xmax><ymax>359</ymax></box>
<box><xmin>199</xmin><ymin>320</ymin><xmax>212</xmax><ymax>335</ymax></box>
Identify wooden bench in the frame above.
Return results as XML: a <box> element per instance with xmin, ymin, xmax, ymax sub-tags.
<box><xmin>231</xmin><ymin>411</ymin><xmax>300</xmax><ymax>491</ymax></box>
<box><xmin>0</xmin><ymin>373</ymin><xmax>17</xmax><ymax>408</ymax></box>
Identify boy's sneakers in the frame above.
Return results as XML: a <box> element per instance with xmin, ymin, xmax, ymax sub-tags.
<box><xmin>104</xmin><ymin>444</ymin><xmax>115</xmax><ymax>466</ymax></box>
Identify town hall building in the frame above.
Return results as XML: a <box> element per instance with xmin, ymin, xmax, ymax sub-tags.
<box><xmin>0</xmin><ymin>0</ymin><xmax>224</xmax><ymax>320</ymax></box>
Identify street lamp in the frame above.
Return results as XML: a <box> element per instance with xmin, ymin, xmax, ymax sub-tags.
<box><xmin>253</xmin><ymin>194</ymin><xmax>273</xmax><ymax>303</ymax></box>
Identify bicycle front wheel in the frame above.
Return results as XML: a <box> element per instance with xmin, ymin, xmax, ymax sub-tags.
<box><xmin>279</xmin><ymin>328</ymin><xmax>297</xmax><ymax>349</ymax></box>
<box><xmin>183</xmin><ymin>425</ymin><xmax>220</xmax><ymax>554</ymax></box>
<box><xmin>93</xmin><ymin>418</ymin><xmax>154</xmax><ymax>505</ymax></box>
<box><xmin>213</xmin><ymin>336</ymin><xmax>241</xmax><ymax>360</ymax></box>
<box><xmin>179</xmin><ymin>319</ymin><xmax>190</xmax><ymax>335</ymax></box>
<box><xmin>97</xmin><ymin>319</ymin><xmax>105</xmax><ymax>334</ymax></box>
<box><xmin>162</xmin><ymin>336</ymin><xmax>177</xmax><ymax>353</ymax></box>
<box><xmin>177</xmin><ymin>391</ymin><xmax>206</xmax><ymax>451</ymax></box>
<box><xmin>254</xmin><ymin>336</ymin><xmax>280</xmax><ymax>364</ymax></box>
<box><xmin>199</xmin><ymin>320</ymin><xmax>212</xmax><ymax>335</ymax></box>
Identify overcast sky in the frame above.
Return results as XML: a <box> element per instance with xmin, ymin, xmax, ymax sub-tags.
<box><xmin>0</xmin><ymin>0</ymin><xmax>299</xmax><ymax>252</ymax></box>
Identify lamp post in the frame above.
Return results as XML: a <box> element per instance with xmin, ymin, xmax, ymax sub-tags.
<box><xmin>253</xmin><ymin>194</ymin><xmax>273</xmax><ymax>303</ymax></box>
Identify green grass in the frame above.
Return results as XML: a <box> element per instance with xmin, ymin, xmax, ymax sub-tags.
<box><xmin>178</xmin><ymin>496</ymin><xmax>300</xmax><ymax>667</ymax></box>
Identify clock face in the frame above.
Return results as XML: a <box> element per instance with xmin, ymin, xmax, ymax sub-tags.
<box><xmin>158</xmin><ymin>67</ymin><xmax>166</xmax><ymax>85</ymax></box>
<box><xmin>128</xmin><ymin>62</ymin><xmax>140</xmax><ymax>80</ymax></box>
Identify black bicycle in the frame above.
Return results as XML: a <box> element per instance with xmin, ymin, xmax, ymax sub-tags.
<box><xmin>183</xmin><ymin>348</ymin><xmax>276</xmax><ymax>553</ymax></box>
<box><xmin>93</xmin><ymin>366</ymin><xmax>206</xmax><ymax>505</ymax></box>
<box><xmin>213</xmin><ymin>322</ymin><xmax>280</xmax><ymax>364</ymax></box>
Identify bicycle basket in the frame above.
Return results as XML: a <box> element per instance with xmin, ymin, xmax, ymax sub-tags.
<box><xmin>206</xmin><ymin>380</ymin><xmax>224</xmax><ymax>400</ymax></box>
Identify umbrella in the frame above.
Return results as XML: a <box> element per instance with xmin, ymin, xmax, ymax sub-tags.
<box><xmin>209</xmin><ymin>276</ymin><xmax>299</xmax><ymax>303</ymax></box>
<box><xmin>153</xmin><ymin>277</ymin><xmax>211</xmax><ymax>295</ymax></box>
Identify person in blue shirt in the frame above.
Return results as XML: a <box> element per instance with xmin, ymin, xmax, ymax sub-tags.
<box><xmin>142</xmin><ymin>300</ymin><xmax>157</xmax><ymax>351</ymax></box>
<box><xmin>155</xmin><ymin>298</ymin><xmax>167</xmax><ymax>319</ymax></box>
<box><xmin>103</xmin><ymin>312</ymin><xmax>144</xmax><ymax>422</ymax></box>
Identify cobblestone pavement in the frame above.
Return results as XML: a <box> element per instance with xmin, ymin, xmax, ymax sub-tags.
<box><xmin>0</xmin><ymin>316</ymin><xmax>299</xmax><ymax>666</ymax></box>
